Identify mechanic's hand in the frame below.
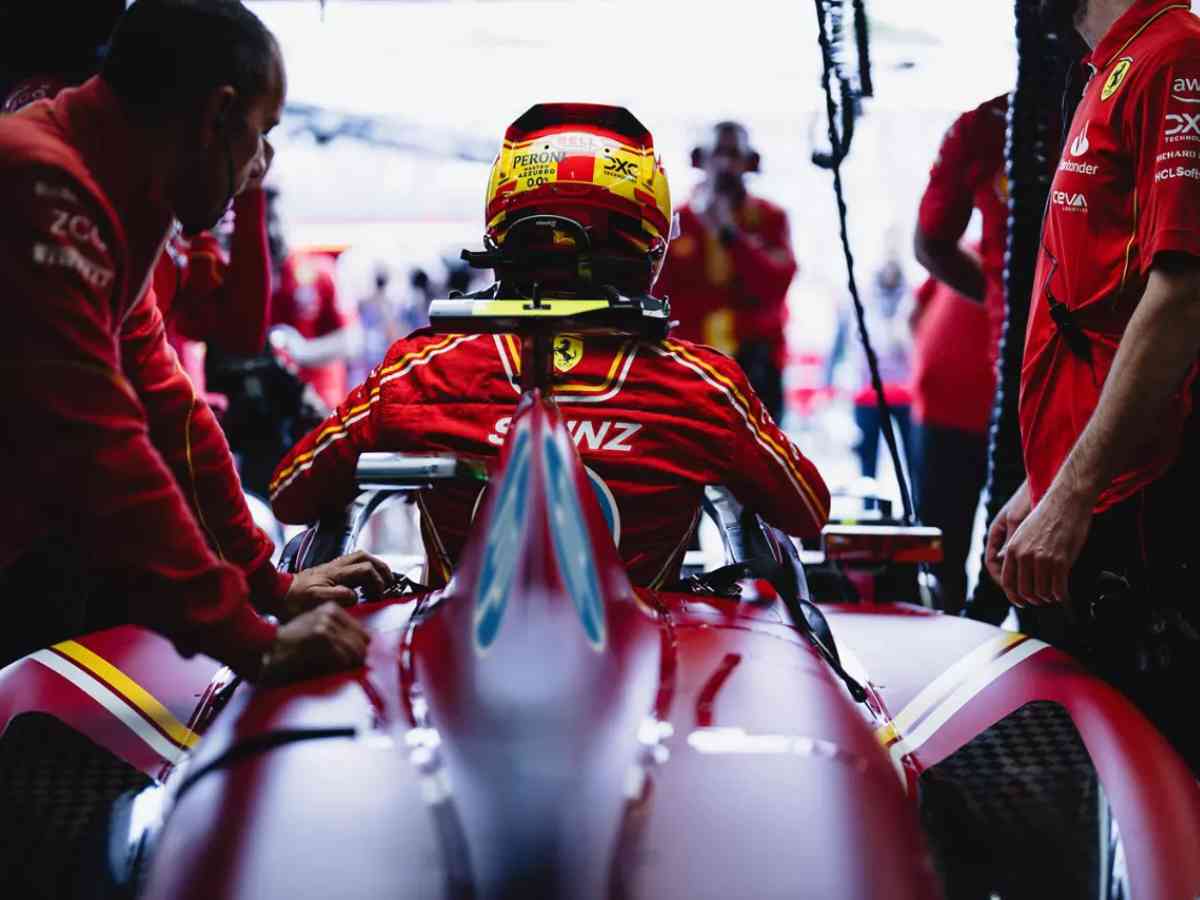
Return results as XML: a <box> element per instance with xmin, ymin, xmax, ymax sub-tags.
<box><xmin>279</xmin><ymin>550</ymin><xmax>394</xmax><ymax>621</ymax></box>
<box><xmin>259</xmin><ymin>602</ymin><xmax>371</xmax><ymax>684</ymax></box>
<box><xmin>998</xmin><ymin>483</ymin><xmax>1092</xmax><ymax>608</ymax></box>
<box><xmin>984</xmin><ymin>480</ymin><xmax>1031</xmax><ymax>585</ymax></box>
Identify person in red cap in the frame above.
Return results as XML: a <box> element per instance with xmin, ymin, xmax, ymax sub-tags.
<box><xmin>0</xmin><ymin>0</ymin><xmax>386</xmax><ymax>680</ymax></box>
<box><xmin>986</xmin><ymin>0</ymin><xmax>1200</xmax><ymax>770</ymax></box>
<box><xmin>270</xmin><ymin>104</ymin><xmax>830</xmax><ymax>588</ymax></box>
<box><xmin>654</xmin><ymin>121</ymin><xmax>797</xmax><ymax>424</ymax></box>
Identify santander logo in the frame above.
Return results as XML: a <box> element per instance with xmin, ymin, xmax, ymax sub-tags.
<box><xmin>1069</xmin><ymin>121</ymin><xmax>1090</xmax><ymax>157</ymax></box>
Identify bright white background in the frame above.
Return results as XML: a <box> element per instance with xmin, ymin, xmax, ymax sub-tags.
<box><xmin>248</xmin><ymin>0</ymin><xmax>1020</xmax><ymax>514</ymax></box>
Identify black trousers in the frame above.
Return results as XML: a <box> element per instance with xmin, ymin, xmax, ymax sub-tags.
<box><xmin>912</xmin><ymin>422</ymin><xmax>989</xmax><ymax>614</ymax></box>
<box><xmin>1020</xmin><ymin>450</ymin><xmax>1200</xmax><ymax>774</ymax></box>
<box><xmin>736</xmin><ymin>341</ymin><xmax>784</xmax><ymax>425</ymax></box>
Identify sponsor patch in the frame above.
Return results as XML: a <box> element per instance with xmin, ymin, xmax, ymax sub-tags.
<box><xmin>1058</xmin><ymin>159</ymin><xmax>1099</xmax><ymax>176</ymax></box>
<box><xmin>1155</xmin><ymin>165</ymin><xmax>1200</xmax><ymax>182</ymax></box>
<box><xmin>1101</xmin><ymin>57</ymin><xmax>1133</xmax><ymax>101</ymax></box>
<box><xmin>553</xmin><ymin>335</ymin><xmax>584</xmax><ymax>373</ymax></box>
<box><xmin>1166</xmin><ymin>111</ymin><xmax>1200</xmax><ymax>138</ymax></box>
<box><xmin>1051</xmin><ymin>190</ymin><xmax>1088</xmax><ymax>211</ymax></box>
<box><xmin>1069</xmin><ymin>121</ymin><xmax>1090</xmax><ymax>157</ymax></box>
<box><xmin>1172</xmin><ymin>75</ymin><xmax>1200</xmax><ymax>103</ymax></box>
<box><xmin>32</xmin><ymin>242</ymin><xmax>115</xmax><ymax>289</ymax></box>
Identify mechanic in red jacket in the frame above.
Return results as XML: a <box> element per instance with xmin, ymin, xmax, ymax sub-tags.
<box><xmin>270</xmin><ymin>104</ymin><xmax>830</xmax><ymax>587</ymax></box>
<box><xmin>986</xmin><ymin>0</ymin><xmax>1200</xmax><ymax>770</ymax></box>
<box><xmin>654</xmin><ymin>121</ymin><xmax>797</xmax><ymax>424</ymax></box>
<box><xmin>0</xmin><ymin>1</ymin><xmax>382</xmax><ymax>680</ymax></box>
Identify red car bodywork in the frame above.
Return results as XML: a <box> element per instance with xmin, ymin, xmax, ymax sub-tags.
<box><xmin>1</xmin><ymin>390</ymin><xmax>1197</xmax><ymax>899</ymax></box>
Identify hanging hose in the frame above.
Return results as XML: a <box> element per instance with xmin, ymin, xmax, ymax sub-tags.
<box><xmin>812</xmin><ymin>0</ymin><xmax>915</xmax><ymax>524</ymax></box>
<box><xmin>969</xmin><ymin>0</ymin><xmax>1078</xmax><ymax>619</ymax></box>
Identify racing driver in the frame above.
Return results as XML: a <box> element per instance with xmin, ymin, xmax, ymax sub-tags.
<box><xmin>986</xmin><ymin>0</ymin><xmax>1200</xmax><ymax>770</ymax></box>
<box><xmin>0</xmin><ymin>1</ymin><xmax>383</xmax><ymax>681</ymax></box>
<box><xmin>270</xmin><ymin>104</ymin><xmax>831</xmax><ymax>588</ymax></box>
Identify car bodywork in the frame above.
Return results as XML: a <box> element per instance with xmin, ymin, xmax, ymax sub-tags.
<box><xmin>2</xmin><ymin>302</ymin><xmax>1198</xmax><ymax>900</ymax></box>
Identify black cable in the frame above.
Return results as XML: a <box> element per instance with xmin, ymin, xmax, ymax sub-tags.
<box><xmin>852</xmin><ymin>0</ymin><xmax>873</xmax><ymax>98</ymax></box>
<box><xmin>969</xmin><ymin>0</ymin><xmax>1079</xmax><ymax>621</ymax></box>
<box><xmin>813</xmin><ymin>0</ymin><xmax>915</xmax><ymax>524</ymax></box>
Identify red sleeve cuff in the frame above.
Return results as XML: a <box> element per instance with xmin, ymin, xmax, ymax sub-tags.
<box><xmin>1144</xmin><ymin>229</ymin><xmax>1200</xmax><ymax>275</ymax></box>
<box><xmin>247</xmin><ymin>556</ymin><xmax>294</xmax><ymax>616</ymax></box>
<box><xmin>190</xmin><ymin>601</ymin><xmax>277</xmax><ymax>680</ymax></box>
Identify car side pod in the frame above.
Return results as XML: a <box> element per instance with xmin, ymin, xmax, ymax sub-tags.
<box><xmin>407</xmin><ymin>390</ymin><xmax>664</xmax><ymax>899</ymax></box>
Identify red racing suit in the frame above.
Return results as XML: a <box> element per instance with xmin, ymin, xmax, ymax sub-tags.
<box><xmin>270</xmin><ymin>330</ymin><xmax>830</xmax><ymax>587</ymax></box>
<box><xmin>0</xmin><ymin>78</ymin><xmax>285</xmax><ymax>675</ymax></box>
<box><xmin>654</xmin><ymin>195</ymin><xmax>797</xmax><ymax>369</ymax></box>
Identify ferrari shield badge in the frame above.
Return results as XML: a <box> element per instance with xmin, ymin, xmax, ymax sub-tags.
<box><xmin>1101</xmin><ymin>57</ymin><xmax>1133</xmax><ymax>101</ymax></box>
<box><xmin>553</xmin><ymin>335</ymin><xmax>584</xmax><ymax>373</ymax></box>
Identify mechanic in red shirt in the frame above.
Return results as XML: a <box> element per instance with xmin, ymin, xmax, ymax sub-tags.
<box><xmin>267</xmin><ymin>195</ymin><xmax>361</xmax><ymax>408</ymax></box>
<box><xmin>985</xmin><ymin>0</ymin><xmax>1200</xmax><ymax>769</ymax></box>
<box><xmin>0</xmin><ymin>1</ymin><xmax>383</xmax><ymax>679</ymax></box>
<box><xmin>654</xmin><ymin>122</ymin><xmax>797</xmax><ymax>423</ymax></box>
<box><xmin>270</xmin><ymin>104</ymin><xmax>830</xmax><ymax>587</ymax></box>
<box><xmin>908</xmin><ymin>273</ymin><xmax>994</xmax><ymax>614</ymax></box>
<box><xmin>914</xmin><ymin>96</ymin><xmax>1009</xmax><ymax>621</ymax></box>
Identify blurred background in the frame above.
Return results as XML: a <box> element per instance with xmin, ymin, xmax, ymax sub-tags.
<box><xmin>248</xmin><ymin>0</ymin><xmax>1016</xmax><ymax>493</ymax></box>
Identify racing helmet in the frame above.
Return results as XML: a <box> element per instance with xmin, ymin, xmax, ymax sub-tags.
<box><xmin>483</xmin><ymin>103</ymin><xmax>673</xmax><ymax>296</ymax></box>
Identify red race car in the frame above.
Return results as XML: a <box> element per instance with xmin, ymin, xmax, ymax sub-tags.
<box><xmin>1</xmin><ymin>293</ymin><xmax>1198</xmax><ymax>900</ymax></box>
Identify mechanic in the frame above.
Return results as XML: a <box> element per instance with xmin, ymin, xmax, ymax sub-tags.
<box><xmin>269</xmin><ymin>104</ymin><xmax>830</xmax><ymax>588</ymax></box>
<box><xmin>267</xmin><ymin>189</ymin><xmax>362</xmax><ymax>409</ymax></box>
<box><xmin>912</xmin><ymin>96</ymin><xmax>1010</xmax><ymax>618</ymax></box>
<box><xmin>0</xmin><ymin>0</ymin><xmax>385</xmax><ymax>682</ymax></box>
<box><xmin>907</xmin><ymin>272</ymin><xmax>993</xmax><ymax>614</ymax></box>
<box><xmin>986</xmin><ymin>0</ymin><xmax>1200</xmax><ymax>770</ymax></box>
<box><xmin>654</xmin><ymin>121</ymin><xmax>797</xmax><ymax>424</ymax></box>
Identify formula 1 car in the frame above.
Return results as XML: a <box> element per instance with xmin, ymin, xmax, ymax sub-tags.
<box><xmin>1</xmin><ymin>294</ymin><xmax>1198</xmax><ymax>900</ymax></box>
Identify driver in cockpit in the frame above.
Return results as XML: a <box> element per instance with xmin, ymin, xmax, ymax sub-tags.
<box><xmin>269</xmin><ymin>104</ymin><xmax>830</xmax><ymax>588</ymax></box>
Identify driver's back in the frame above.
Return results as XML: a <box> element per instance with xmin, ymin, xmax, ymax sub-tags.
<box><xmin>269</xmin><ymin>328</ymin><xmax>829</xmax><ymax>587</ymax></box>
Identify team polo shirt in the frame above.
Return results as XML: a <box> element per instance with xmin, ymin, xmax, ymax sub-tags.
<box><xmin>1020</xmin><ymin>0</ymin><xmax>1200</xmax><ymax>511</ymax></box>
<box><xmin>917</xmin><ymin>94</ymin><xmax>1010</xmax><ymax>369</ymax></box>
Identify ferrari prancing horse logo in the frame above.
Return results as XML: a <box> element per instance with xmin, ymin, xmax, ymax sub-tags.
<box><xmin>554</xmin><ymin>336</ymin><xmax>584</xmax><ymax>373</ymax></box>
<box><xmin>1101</xmin><ymin>57</ymin><xmax>1133</xmax><ymax>101</ymax></box>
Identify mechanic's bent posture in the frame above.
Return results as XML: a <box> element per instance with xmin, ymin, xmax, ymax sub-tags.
<box><xmin>0</xmin><ymin>1</ymin><xmax>380</xmax><ymax>681</ymax></box>
<box><xmin>987</xmin><ymin>0</ymin><xmax>1200</xmax><ymax>770</ymax></box>
<box><xmin>271</xmin><ymin>104</ymin><xmax>830</xmax><ymax>587</ymax></box>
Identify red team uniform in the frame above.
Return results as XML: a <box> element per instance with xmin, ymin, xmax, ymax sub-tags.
<box><xmin>0</xmin><ymin>79</ymin><xmax>285</xmax><ymax>672</ymax></box>
<box><xmin>1021</xmin><ymin>0</ymin><xmax>1200</xmax><ymax>512</ymax></box>
<box><xmin>271</xmin><ymin>250</ymin><xmax>353</xmax><ymax>408</ymax></box>
<box><xmin>917</xmin><ymin>94</ymin><xmax>1010</xmax><ymax>368</ymax></box>
<box><xmin>654</xmin><ymin>196</ymin><xmax>797</xmax><ymax>370</ymax></box>
<box><xmin>270</xmin><ymin>331</ymin><xmax>830</xmax><ymax>588</ymax></box>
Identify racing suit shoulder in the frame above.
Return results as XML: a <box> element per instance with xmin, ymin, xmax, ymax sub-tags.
<box><xmin>650</xmin><ymin>337</ymin><xmax>830</xmax><ymax>538</ymax></box>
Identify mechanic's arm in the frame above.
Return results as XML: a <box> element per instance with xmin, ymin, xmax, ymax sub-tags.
<box><xmin>913</xmin><ymin>231</ymin><xmax>985</xmax><ymax>304</ymax></box>
<box><xmin>270</xmin><ymin>366</ymin><xmax>382</xmax><ymax>524</ymax></box>
<box><xmin>1000</xmin><ymin>259</ymin><xmax>1200</xmax><ymax>604</ymax></box>
<box><xmin>123</xmin><ymin>298</ymin><xmax>390</xmax><ymax>618</ymax></box>
<box><xmin>725</xmin><ymin>210</ymin><xmax>798</xmax><ymax>305</ymax></box>
<box><xmin>914</xmin><ymin>108</ymin><xmax>986</xmax><ymax>303</ymax></box>
<box><xmin>173</xmin><ymin>188</ymin><xmax>272</xmax><ymax>355</ymax></box>
<box><xmin>717</xmin><ymin>357</ymin><xmax>830</xmax><ymax>539</ymax></box>
<box><xmin>0</xmin><ymin>174</ymin><xmax>273</xmax><ymax>675</ymax></box>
